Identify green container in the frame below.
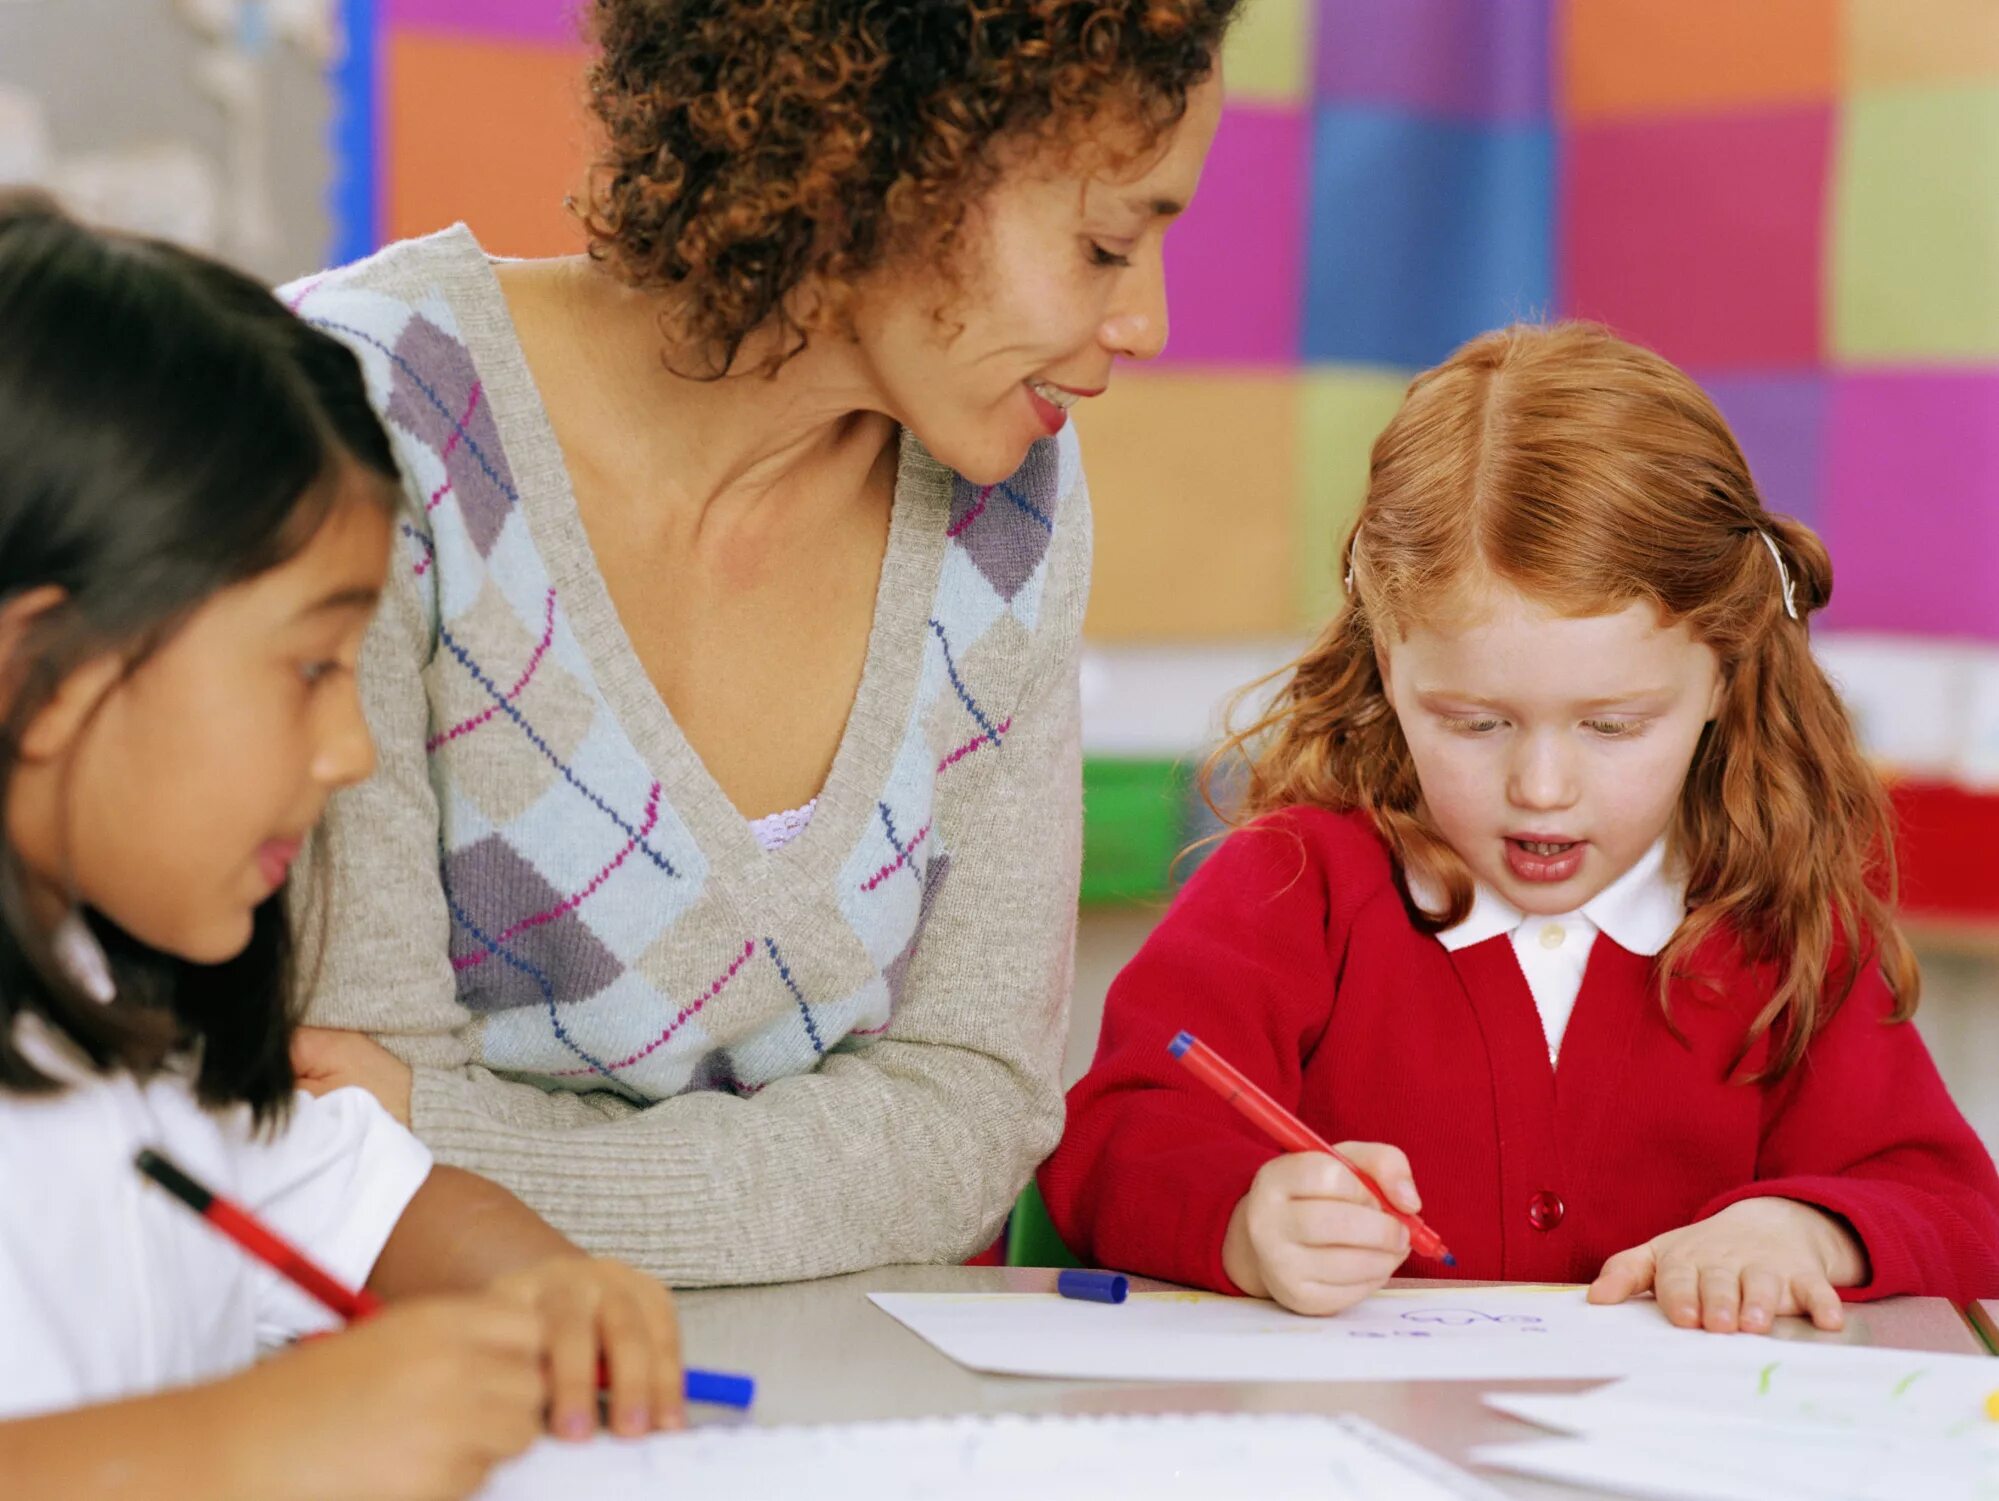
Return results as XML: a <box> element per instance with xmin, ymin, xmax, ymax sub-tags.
<box><xmin>1080</xmin><ymin>757</ymin><xmax>1188</xmax><ymax>905</ymax></box>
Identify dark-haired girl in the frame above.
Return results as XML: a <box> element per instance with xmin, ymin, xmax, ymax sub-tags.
<box><xmin>0</xmin><ymin>197</ymin><xmax>682</xmax><ymax>1501</ymax></box>
<box><xmin>285</xmin><ymin>1</ymin><xmax>1237</xmax><ymax>1283</ymax></box>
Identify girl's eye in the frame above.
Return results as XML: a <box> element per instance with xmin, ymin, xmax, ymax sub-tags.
<box><xmin>1441</xmin><ymin>716</ymin><xmax>1504</xmax><ymax>735</ymax></box>
<box><xmin>1089</xmin><ymin>242</ymin><xmax>1133</xmax><ymax>269</ymax></box>
<box><xmin>299</xmin><ymin>660</ymin><xmax>340</xmax><ymax>687</ymax></box>
<box><xmin>1585</xmin><ymin>718</ymin><xmax>1646</xmax><ymax>738</ymax></box>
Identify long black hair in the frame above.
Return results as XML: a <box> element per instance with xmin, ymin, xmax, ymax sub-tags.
<box><xmin>0</xmin><ymin>192</ymin><xmax>399</xmax><ymax>1122</ymax></box>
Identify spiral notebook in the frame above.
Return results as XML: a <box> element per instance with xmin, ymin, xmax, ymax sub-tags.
<box><xmin>475</xmin><ymin>1412</ymin><xmax>1506</xmax><ymax>1500</ymax></box>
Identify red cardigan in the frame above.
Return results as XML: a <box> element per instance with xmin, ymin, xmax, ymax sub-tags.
<box><xmin>1040</xmin><ymin>807</ymin><xmax>1999</xmax><ymax>1301</ymax></box>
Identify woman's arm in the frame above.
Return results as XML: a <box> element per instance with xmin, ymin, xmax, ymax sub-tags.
<box><xmin>295</xmin><ymin>464</ymin><xmax>1091</xmax><ymax>1285</ymax></box>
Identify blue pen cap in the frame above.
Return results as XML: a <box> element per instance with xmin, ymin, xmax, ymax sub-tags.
<box><xmin>683</xmin><ymin>1368</ymin><xmax>757</xmax><ymax>1408</ymax></box>
<box><xmin>1168</xmin><ymin>1031</ymin><xmax>1195</xmax><ymax>1059</ymax></box>
<box><xmin>1057</xmin><ymin>1268</ymin><xmax>1129</xmax><ymax>1305</ymax></box>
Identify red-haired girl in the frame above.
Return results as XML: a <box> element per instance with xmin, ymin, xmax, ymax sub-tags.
<box><xmin>1040</xmin><ymin>322</ymin><xmax>1999</xmax><ymax>1333</ymax></box>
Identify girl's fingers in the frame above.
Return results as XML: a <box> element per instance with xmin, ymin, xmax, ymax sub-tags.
<box><xmin>644</xmin><ymin>1284</ymin><xmax>685</xmax><ymax>1432</ymax></box>
<box><xmin>540</xmin><ymin>1291</ymin><xmax>599</xmax><ymax>1441</ymax></box>
<box><xmin>1653</xmin><ymin>1259</ymin><xmax>1701</xmax><ymax>1328</ymax></box>
<box><xmin>1329</xmin><ymin>1141</ymin><xmax>1420</xmax><ymax>1212</ymax></box>
<box><xmin>1738</xmin><ymin>1267</ymin><xmax>1784</xmax><ymax>1333</ymax></box>
<box><xmin>1796</xmin><ymin>1274</ymin><xmax>1846</xmax><ymax>1332</ymax></box>
<box><xmin>598</xmin><ymin>1285</ymin><xmax>653</xmax><ymax>1437</ymax></box>
<box><xmin>1697</xmin><ymin>1265</ymin><xmax>1743</xmax><ymax>1332</ymax></box>
<box><xmin>1290</xmin><ymin>1198</ymin><xmax>1409</xmax><ymax>1254</ymax></box>
<box><xmin>1587</xmin><ymin>1246</ymin><xmax>1655</xmax><ymax>1305</ymax></box>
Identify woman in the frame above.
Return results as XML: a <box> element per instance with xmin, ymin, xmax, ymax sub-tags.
<box><xmin>284</xmin><ymin>0</ymin><xmax>1235</xmax><ymax>1284</ymax></box>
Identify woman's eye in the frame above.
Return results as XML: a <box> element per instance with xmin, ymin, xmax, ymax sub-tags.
<box><xmin>1089</xmin><ymin>242</ymin><xmax>1133</xmax><ymax>269</ymax></box>
<box><xmin>299</xmin><ymin>660</ymin><xmax>338</xmax><ymax>686</ymax></box>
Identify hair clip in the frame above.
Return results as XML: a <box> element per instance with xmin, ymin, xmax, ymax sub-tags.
<box><xmin>1759</xmin><ymin>531</ymin><xmax>1799</xmax><ymax>621</ymax></box>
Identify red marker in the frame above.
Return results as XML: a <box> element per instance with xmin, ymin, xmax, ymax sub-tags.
<box><xmin>135</xmin><ymin>1147</ymin><xmax>383</xmax><ymax>1317</ymax></box>
<box><xmin>1167</xmin><ymin>1031</ymin><xmax>1455</xmax><ymax>1266</ymax></box>
<box><xmin>134</xmin><ymin>1148</ymin><xmax>755</xmax><ymax>1409</ymax></box>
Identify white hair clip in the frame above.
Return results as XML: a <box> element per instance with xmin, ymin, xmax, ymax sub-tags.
<box><xmin>1759</xmin><ymin>531</ymin><xmax>1799</xmax><ymax>621</ymax></box>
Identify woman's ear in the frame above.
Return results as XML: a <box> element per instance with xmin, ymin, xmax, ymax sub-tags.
<box><xmin>0</xmin><ymin>586</ymin><xmax>118</xmax><ymax>763</ymax></box>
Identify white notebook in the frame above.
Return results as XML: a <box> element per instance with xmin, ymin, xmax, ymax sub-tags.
<box><xmin>476</xmin><ymin>1412</ymin><xmax>1506</xmax><ymax>1500</ymax></box>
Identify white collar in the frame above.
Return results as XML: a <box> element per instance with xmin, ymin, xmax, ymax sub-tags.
<box><xmin>1411</xmin><ymin>837</ymin><xmax>1686</xmax><ymax>956</ymax></box>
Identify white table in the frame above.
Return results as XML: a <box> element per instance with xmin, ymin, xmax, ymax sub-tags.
<box><xmin>676</xmin><ymin>1267</ymin><xmax>1986</xmax><ymax>1500</ymax></box>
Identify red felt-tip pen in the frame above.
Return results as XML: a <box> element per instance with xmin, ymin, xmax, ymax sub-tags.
<box><xmin>1167</xmin><ymin>1031</ymin><xmax>1455</xmax><ymax>1266</ymax></box>
<box><xmin>134</xmin><ymin>1148</ymin><xmax>756</xmax><ymax>1410</ymax></box>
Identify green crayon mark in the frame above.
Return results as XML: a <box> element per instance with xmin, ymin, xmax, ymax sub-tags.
<box><xmin>1756</xmin><ymin>1361</ymin><xmax>1779</xmax><ymax>1396</ymax></box>
<box><xmin>1890</xmin><ymin>1369</ymin><xmax>1924</xmax><ymax>1400</ymax></box>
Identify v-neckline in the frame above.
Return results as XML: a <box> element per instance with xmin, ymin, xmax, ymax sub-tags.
<box><xmin>439</xmin><ymin>226</ymin><xmax>954</xmax><ymax>891</ymax></box>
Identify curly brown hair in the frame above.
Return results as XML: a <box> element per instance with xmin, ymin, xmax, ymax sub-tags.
<box><xmin>579</xmin><ymin>0</ymin><xmax>1240</xmax><ymax>376</ymax></box>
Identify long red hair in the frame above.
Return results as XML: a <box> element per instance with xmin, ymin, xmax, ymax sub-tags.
<box><xmin>1208</xmin><ymin>322</ymin><xmax>1915</xmax><ymax>1075</ymax></box>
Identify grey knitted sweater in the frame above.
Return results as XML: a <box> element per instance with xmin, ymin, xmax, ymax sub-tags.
<box><xmin>283</xmin><ymin>227</ymin><xmax>1088</xmax><ymax>1285</ymax></box>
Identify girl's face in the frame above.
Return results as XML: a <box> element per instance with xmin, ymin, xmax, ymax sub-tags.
<box><xmin>1377</xmin><ymin>580</ymin><xmax>1725</xmax><ymax>917</ymax></box>
<box><xmin>7</xmin><ymin>475</ymin><xmax>391</xmax><ymax>964</ymax></box>
<box><xmin>850</xmin><ymin>72</ymin><xmax>1225</xmax><ymax>485</ymax></box>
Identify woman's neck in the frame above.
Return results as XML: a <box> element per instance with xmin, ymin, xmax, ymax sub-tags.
<box><xmin>500</xmin><ymin>256</ymin><xmax>899</xmax><ymax>537</ymax></box>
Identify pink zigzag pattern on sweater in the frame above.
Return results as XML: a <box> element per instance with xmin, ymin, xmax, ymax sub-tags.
<box><xmin>945</xmin><ymin>485</ymin><xmax>992</xmax><ymax>539</ymax></box>
<box><xmin>937</xmin><ymin>716</ymin><xmax>1012</xmax><ymax>773</ymax></box>
<box><xmin>548</xmin><ymin>937</ymin><xmax>757</xmax><ymax>1076</ymax></box>
<box><xmin>859</xmin><ymin>823</ymin><xmax>931</xmax><ymax>893</ymax></box>
<box><xmin>427</xmin><ymin>588</ymin><xmax>557</xmax><ymax>753</ymax></box>
<box><xmin>452</xmin><ymin>780</ymin><xmax>662</xmax><ymax>973</ymax></box>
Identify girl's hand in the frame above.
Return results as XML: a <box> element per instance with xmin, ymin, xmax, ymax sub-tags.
<box><xmin>1220</xmin><ymin>1146</ymin><xmax>1417</xmax><ymax>1316</ymax></box>
<box><xmin>292</xmin><ymin>1026</ymin><xmax>414</xmax><ymax>1126</ymax></box>
<box><xmin>490</xmin><ymin>1256</ymin><xmax>684</xmax><ymax>1440</ymax></box>
<box><xmin>239</xmin><ymin>1292</ymin><xmax>545</xmax><ymax>1501</ymax></box>
<box><xmin>1588</xmin><ymin>1197</ymin><xmax>1868</xmax><ymax>1333</ymax></box>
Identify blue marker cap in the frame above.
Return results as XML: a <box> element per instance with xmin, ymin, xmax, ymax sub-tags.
<box><xmin>683</xmin><ymin>1368</ymin><xmax>756</xmax><ymax>1408</ymax></box>
<box><xmin>1168</xmin><ymin>1030</ymin><xmax>1194</xmax><ymax>1059</ymax></box>
<box><xmin>1057</xmin><ymin>1268</ymin><xmax>1129</xmax><ymax>1305</ymax></box>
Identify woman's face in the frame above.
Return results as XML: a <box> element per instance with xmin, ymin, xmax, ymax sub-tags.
<box><xmin>851</xmin><ymin>72</ymin><xmax>1225</xmax><ymax>485</ymax></box>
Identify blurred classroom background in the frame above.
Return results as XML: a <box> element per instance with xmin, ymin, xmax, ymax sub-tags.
<box><xmin>5</xmin><ymin>0</ymin><xmax>1998</xmax><ymax>1140</ymax></box>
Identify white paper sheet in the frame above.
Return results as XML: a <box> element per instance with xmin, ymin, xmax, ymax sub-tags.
<box><xmin>868</xmin><ymin>1283</ymin><xmax>1800</xmax><ymax>1383</ymax></box>
<box><xmin>1475</xmin><ymin>1346</ymin><xmax>1999</xmax><ymax>1501</ymax></box>
<box><xmin>474</xmin><ymin>1412</ymin><xmax>1507</xmax><ymax>1501</ymax></box>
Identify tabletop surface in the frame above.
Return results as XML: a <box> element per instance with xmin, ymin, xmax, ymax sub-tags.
<box><xmin>676</xmin><ymin>1267</ymin><xmax>1984</xmax><ymax>1501</ymax></box>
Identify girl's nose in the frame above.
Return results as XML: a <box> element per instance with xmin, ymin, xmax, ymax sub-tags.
<box><xmin>1507</xmin><ymin>734</ymin><xmax>1580</xmax><ymax>812</ymax></box>
<box><xmin>313</xmin><ymin>680</ymin><xmax>377</xmax><ymax>790</ymax></box>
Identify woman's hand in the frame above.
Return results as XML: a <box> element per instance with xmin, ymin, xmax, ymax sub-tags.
<box><xmin>1220</xmin><ymin>1146</ymin><xmax>1418</xmax><ymax>1317</ymax></box>
<box><xmin>1588</xmin><ymin>1197</ymin><xmax>1867</xmax><ymax>1333</ymax></box>
<box><xmin>490</xmin><ymin>1256</ymin><xmax>684</xmax><ymax>1440</ymax></box>
<box><xmin>292</xmin><ymin>1026</ymin><xmax>414</xmax><ymax>1126</ymax></box>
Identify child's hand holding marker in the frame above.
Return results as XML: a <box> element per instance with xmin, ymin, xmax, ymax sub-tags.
<box><xmin>231</xmin><ymin>1295</ymin><xmax>548</xmax><ymax>1501</ymax></box>
<box><xmin>1222</xmin><ymin>1147</ymin><xmax>1423</xmax><ymax>1316</ymax></box>
<box><xmin>1168</xmin><ymin>1032</ymin><xmax>1452</xmax><ymax>1317</ymax></box>
<box><xmin>490</xmin><ymin>1256</ymin><xmax>685</xmax><ymax>1439</ymax></box>
<box><xmin>1587</xmin><ymin>1196</ymin><xmax>1867</xmax><ymax>1334</ymax></box>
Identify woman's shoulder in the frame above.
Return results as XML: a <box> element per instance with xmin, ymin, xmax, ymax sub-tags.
<box><xmin>280</xmin><ymin>224</ymin><xmax>495</xmax><ymax>320</ymax></box>
<box><xmin>278</xmin><ymin>226</ymin><xmax>510</xmax><ymax>421</ymax></box>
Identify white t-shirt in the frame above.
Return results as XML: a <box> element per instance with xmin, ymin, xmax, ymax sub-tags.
<box><xmin>0</xmin><ymin>1018</ymin><xmax>433</xmax><ymax>1420</ymax></box>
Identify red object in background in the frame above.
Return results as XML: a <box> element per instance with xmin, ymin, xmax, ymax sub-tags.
<box><xmin>1889</xmin><ymin>780</ymin><xmax>1999</xmax><ymax>924</ymax></box>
